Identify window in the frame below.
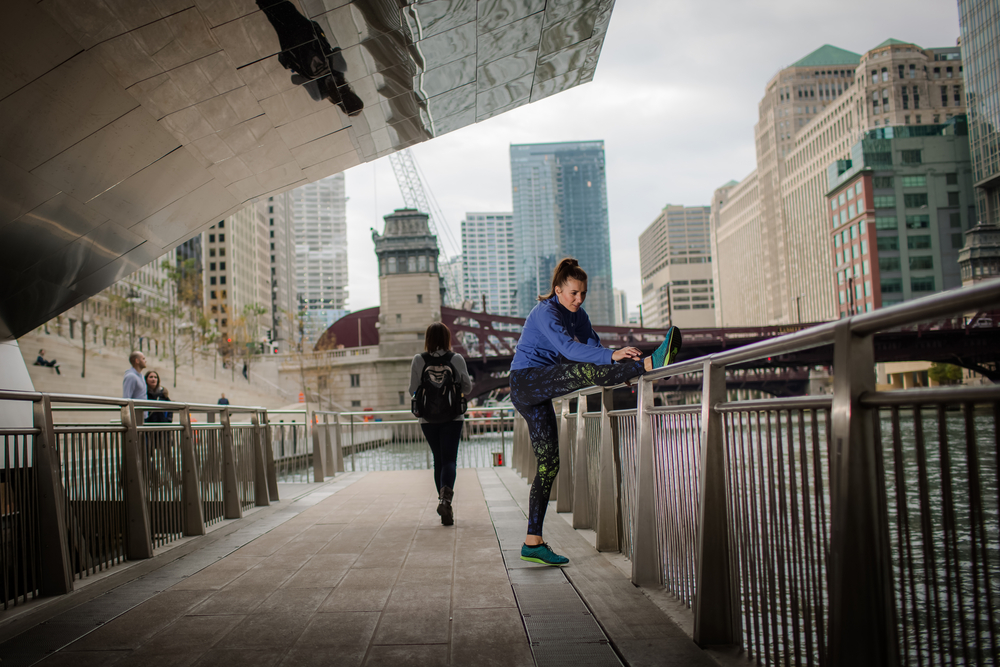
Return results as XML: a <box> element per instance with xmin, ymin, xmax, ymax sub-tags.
<box><xmin>872</xmin><ymin>70</ymin><xmax>878</xmax><ymax>84</ymax></box>
<box><xmin>901</xmin><ymin>175</ymin><xmax>926</xmax><ymax>187</ymax></box>
<box><xmin>907</xmin><ymin>235</ymin><xmax>931</xmax><ymax>249</ymax></box>
<box><xmin>209</xmin><ymin>262</ymin><xmax>216</xmax><ymax>271</ymax></box>
<box><xmin>901</xmin><ymin>150</ymin><xmax>922</xmax><ymax>164</ymax></box>
<box><xmin>863</xmin><ymin>259</ymin><xmax>870</xmax><ymax>275</ymax></box>
<box><xmin>950</xmin><ymin>212</ymin><xmax>962</xmax><ymax>228</ymax></box>
<box><xmin>865</xmin><ymin>281</ymin><xmax>872</xmax><ymax>297</ymax></box>
<box><xmin>946</xmin><ymin>67</ymin><xmax>953</xmax><ymax>78</ymax></box>
<box><xmin>902</xmin><ymin>87</ymin><xmax>909</xmax><ymax>109</ymax></box>
<box><xmin>839</xmin><ymin>193</ymin><xmax>846</xmax><ymax>206</ymax></box>
<box><xmin>878</xmin><ymin>236</ymin><xmax>900</xmax><ymax>251</ymax></box>
<box><xmin>954</xmin><ymin>85</ymin><xmax>961</xmax><ymax>103</ymax></box>
<box><xmin>831</xmin><ymin>200</ymin><xmax>838</xmax><ymax>211</ymax></box>
<box><xmin>210</xmin><ymin>276</ymin><xmax>217</xmax><ymax>285</ymax></box>
<box><xmin>946</xmin><ymin>173</ymin><xmax>958</xmax><ymax>185</ymax></box>
<box><xmin>396</xmin><ymin>314</ymin><xmax>402</xmax><ymax>324</ymax></box>
<box><xmin>218</xmin><ymin>220</ymin><xmax>224</xmax><ymax>228</ymax></box>
<box><xmin>898</xmin><ymin>65</ymin><xmax>905</xmax><ymax>79</ymax></box>
<box><xmin>418</xmin><ymin>256</ymin><xmax>427</xmax><ymax>272</ymax></box>
<box><xmin>875</xmin><ymin>216</ymin><xmax>898</xmax><ymax>230</ymax></box>
<box><xmin>407</xmin><ymin>257</ymin><xmax>416</xmax><ymax>272</ymax></box>
<box><xmin>852</xmin><ymin>245</ymin><xmax>860</xmax><ymax>259</ymax></box>
<box><xmin>881</xmin><ymin>67</ymin><xmax>889</xmax><ymax>82</ymax></box>
<box><xmin>848</xmin><ymin>204</ymin><xmax>856</xmax><ymax>219</ymax></box>
<box><xmin>942</xmin><ymin>85</ymin><xmax>949</xmax><ymax>106</ymax></box>
<box><xmin>209</xmin><ymin>248</ymin><xmax>216</xmax><ymax>257</ymax></box>
<box><xmin>399</xmin><ymin>391</ymin><xmax>405</xmax><ymax>406</ymax></box>
<box><xmin>351</xmin><ymin>400</ymin><xmax>361</xmax><ymax>407</ymax></box>
<box><xmin>948</xmin><ymin>192</ymin><xmax>960</xmax><ymax>206</ymax></box>
<box><xmin>879</xmin><ymin>256</ymin><xmax>901</xmax><ymax>271</ymax></box>
<box><xmin>220</xmin><ymin>262</ymin><xmax>225</xmax><ymax>270</ymax></box>
<box><xmin>219</xmin><ymin>234</ymin><xmax>225</xmax><ymax>242</ymax></box>
<box><xmin>388</xmin><ymin>257</ymin><xmax>397</xmax><ymax>273</ymax></box>
<box><xmin>903</xmin><ymin>193</ymin><xmax>928</xmax><ymax>208</ymax></box>
<box><xmin>905</xmin><ymin>215</ymin><xmax>929</xmax><ymax>229</ymax></box>
<box><xmin>850</xmin><ymin>225</ymin><xmax>858</xmax><ymax>240</ymax></box>
<box><xmin>220</xmin><ymin>275</ymin><xmax>226</xmax><ymax>285</ymax></box>
<box><xmin>861</xmin><ymin>240</ymin><xmax>868</xmax><ymax>254</ymax></box>
<box><xmin>856</xmin><ymin>183</ymin><xmax>863</xmax><ymax>195</ymax></box>
<box><xmin>911</xmin><ymin>276</ymin><xmax>935</xmax><ymax>292</ymax></box>
<box><xmin>909</xmin><ymin>256</ymin><xmax>934</xmax><ymax>270</ymax></box>
<box><xmin>881</xmin><ymin>278</ymin><xmax>903</xmax><ymax>293</ymax></box>
<box><xmin>952</xmin><ymin>233</ymin><xmax>964</xmax><ymax>249</ymax></box>
<box><xmin>209</xmin><ymin>234</ymin><xmax>215</xmax><ymax>242</ymax></box>
<box><xmin>874</xmin><ymin>195</ymin><xmax>897</xmax><ymax>208</ymax></box>
<box><xmin>874</xmin><ymin>177</ymin><xmax>893</xmax><ymax>188</ymax></box>
<box><xmin>210</xmin><ymin>290</ymin><xmax>216</xmax><ymax>299</ymax></box>
<box><xmin>350</xmin><ymin>374</ymin><xmax>360</xmax><ymax>387</ymax></box>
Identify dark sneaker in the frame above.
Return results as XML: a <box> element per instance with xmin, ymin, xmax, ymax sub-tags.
<box><xmin>437</xmin><ymin>486</ymin><xmax>454</xmax><ymax>526</ymax></box>
<box><xmin>651</xmin><ymin>326</ymin><xmax>682</xmax><ymax>369</ymax></box>
<box><xmin>520</xmin><ymin>542</ymin><xmax>569</xmax><ymax>566</ymax></box>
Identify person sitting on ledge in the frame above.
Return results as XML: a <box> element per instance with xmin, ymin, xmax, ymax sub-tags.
<box><xmin>35</xmin><ymin>349</ymin><xmax>60</xmax><ymax>374</ymax></box>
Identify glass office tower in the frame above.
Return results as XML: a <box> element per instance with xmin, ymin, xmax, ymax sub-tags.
<box><xmin>510</xmin><ymin>141</ymin><xmax>614</xmax><ymax>325</ymax></box>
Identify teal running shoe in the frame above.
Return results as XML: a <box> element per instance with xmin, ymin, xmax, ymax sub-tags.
<box><xmin>651</xmin><ymin>326</ymin><xmax>682</xmax><ymax>369</ymax></box>
<box><xmin>521</xmin><ymin>542</ymin><xmax>569</xmax><ymax>566</ymax></box>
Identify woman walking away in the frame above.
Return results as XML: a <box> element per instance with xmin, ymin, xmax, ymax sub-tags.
<box><xmin>410</xmin><ymin>323</ymin><xmax>472</xmax><ymax>526</ymax></box>
<box><xmin>144</xmin><ymin>371</ymin><xmax>174</xmax><ymax>424</ymax></box>
<box><xmin>511</xmin><ymin>258</ymin><xmax>682</xmax><ymax>566</ymax></box>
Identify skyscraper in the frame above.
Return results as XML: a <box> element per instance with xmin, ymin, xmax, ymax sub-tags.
<box><xmin>293</xmin><ymin>174</ymin><xmax>349</xmax><ymax>346</ymax></box>
<box><xmin>713</xmin><ymin>40</ymin><xmax>966</xmax><ymax>326</ymax></box>
<box><xmin>461</xmin><ymin>212</ymin><xmax>516</xmax><ymax>316</ymax></box>
<box><xmin>958</xmin><ymin>0</ymin><xmax>1000</xmax><ymax>227</ymax></box>
<box><xmin>510</xmin><ymin>142</ymin><xmax>614</xmax><ymax>325</ymax></box>
<box><xmin>266</xmin><ymin>192</ymin><xmax>296</xmax><ymax>352</ymax></box>
<box><xmin>639</xmin><ymin>205</ymin><xmax>716</xmax><ymax>328</ymax></box>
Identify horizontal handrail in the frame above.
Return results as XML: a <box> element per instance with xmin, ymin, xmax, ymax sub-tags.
<box><xmin>860</xmin><ymin>384</ymin><xmax>1000</xmax><ymax>406</ymax></box>
<box><xmin>851</xmin><ymin>277</ymin><xmax>1000</xmax><ymax>336</ymax></box>
<box><xmin>715</xmin><ymin>395</ymin><xmax>834</xmax><ymax>412</ymax></box>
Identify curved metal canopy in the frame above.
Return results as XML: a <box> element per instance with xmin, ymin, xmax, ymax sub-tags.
<box><xmin>0</xmin><ymin>0</ymin><xmax>614</xmax><ymax>340</ymax></box>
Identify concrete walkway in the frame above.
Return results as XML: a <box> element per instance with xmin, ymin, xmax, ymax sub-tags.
<box><xmin>5</xmin><ymin>469</ymin><xmax>719</xmax><ymax>667</ymax></box>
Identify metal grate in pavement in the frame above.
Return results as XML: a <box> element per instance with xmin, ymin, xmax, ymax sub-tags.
<box><xmin>478</xmin><ymin>468</ymin><xmax>623</xmax><ymax>667</ymax></box>
<box><xmin>532</xmin><ymin>642</ymin><xmax>623</xmax><ymax>666</ymax></box>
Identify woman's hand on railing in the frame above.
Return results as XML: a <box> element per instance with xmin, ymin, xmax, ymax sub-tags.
<box><xmin>612</xmin><ymin>346</ymin><xmax>642</xmax><ymax>362</ymax></box>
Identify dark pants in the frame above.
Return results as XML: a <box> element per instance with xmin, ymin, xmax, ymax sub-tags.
<box><xmin>510</xmin><ymin>361</ymin><xmax>645</xmax><ymax>536</ymax></box>
<box><xmin>420</xmin><ymin>420</ymin><xmax>463</xmax><ymax>493</ymax></box>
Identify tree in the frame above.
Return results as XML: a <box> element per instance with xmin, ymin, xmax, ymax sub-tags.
<box><xmin>928</xmin><ymin>362</ymin><xmax>964</xmax><ymax>385</ymax></box>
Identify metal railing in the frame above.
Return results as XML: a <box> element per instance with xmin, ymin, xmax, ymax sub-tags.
<box><xmin>510</xmin><ymin>278</ymin><xmax>1000</xmax><ymax>666</ymax></box>
<box><xmin>299</xmin><ymin>408</ymin><xmax>515</xmax><ymax>480</ymax></box>
<box><xmin>0</xmin><ymin>393</ymin><xmax>278</xmax><ymax>609</ymax></box>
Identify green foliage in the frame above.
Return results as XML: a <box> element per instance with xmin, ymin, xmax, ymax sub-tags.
<box><xmin>928</xmin><ymin>363</ymin><xmax>963</xmax><ymax>385</ymax></box>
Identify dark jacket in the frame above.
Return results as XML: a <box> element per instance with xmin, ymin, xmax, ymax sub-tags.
<box><xmin>147</xmin><ymin>387</ymin><xmax>173</xmax><ymax>423</ymax></box>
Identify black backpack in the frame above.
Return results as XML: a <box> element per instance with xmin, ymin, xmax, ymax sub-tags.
<box><xmin>412</xmin><ymin>352</ymin><xmax>467</xmax><ymax>423</ymax></box>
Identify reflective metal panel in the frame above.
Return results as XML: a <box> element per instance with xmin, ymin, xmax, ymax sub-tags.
<box><xmin>0</xmin><ymin>0</ymin><xmax>616</xmax><ymax>340</ymax></box>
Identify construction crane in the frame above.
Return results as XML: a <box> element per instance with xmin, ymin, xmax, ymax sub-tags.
<box><xmin>388</xmin><ymin>148</ymin><xmax>463</xmax><ymax>306</ymax></box>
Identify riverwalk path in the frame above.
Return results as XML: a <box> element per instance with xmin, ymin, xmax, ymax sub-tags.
<box><xmin>0</xmin><ymin>469</ymin><xmax>721</xmax><ymax>667</ymax></box>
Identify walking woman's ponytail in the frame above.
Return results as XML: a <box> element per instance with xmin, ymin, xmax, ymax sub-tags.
<box><xmin>538</xmin><ymin>258</ymin><xmax>588</xmax><ymax>301</ymax></box>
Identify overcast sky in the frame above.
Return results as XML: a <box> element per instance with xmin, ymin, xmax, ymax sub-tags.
<box><xmin>342</xmin><ymin>0</ymin><xmax>962</xmax><ymax>315</ymax></box>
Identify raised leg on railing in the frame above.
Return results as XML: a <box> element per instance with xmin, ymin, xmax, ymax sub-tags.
<box><xmin>693</xmin><ymin>360</ymin><xmax>739</xmax><ymax>646</ymax></box>
<box><xmin>632</xmin><ymin>378</ymin><xmax>660</xmax><ymax>586</ymax></box>
<box><xmin>219</xmin><ymin>408</ymin><xmax>242</xmax><ymax>520</ymax></box>
<box><xmin>595</xmin><ymin>388</ymin><xmax>619</xmax><ymax>552</ymax></box>
<box><xmin>179</xmin><ymin>407</ymin><xmax>205</xmax><ymax>535</ymax></box>
<box><xmin>121</xmin><ymin>401</ymin><xmax>154</xmax><ymax>558</ymax></box>
<box><xmin>33</xmin><ymin>395</ymin><xmax>73</xmax><ymax>594</ymax></box>
<box><xmin>828</xmin><ymin>320</ymin><xmax>898</xmax><ymax>666</ymax></box>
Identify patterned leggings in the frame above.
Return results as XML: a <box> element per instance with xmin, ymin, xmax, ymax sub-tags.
<box><xmin>509</xmin><ymin>361</ymin><xmax>645</xmax><ymax>536</ymax></box>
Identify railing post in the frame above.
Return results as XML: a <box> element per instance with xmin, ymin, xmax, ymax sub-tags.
<box><xmin>693</xmin><ymin>360</ymin><xmax>739</xmax><ymax>646</ymax></box>
<box><xmin>121</xmin><ymin>401</ymin><xmax>154</xmax><ymax>559</ymax></box>
<box><xmin>220</xmin><ymin>408</ymin><xmax>242</xmax><ymax>520</ymax></box>
<box><xmin>595</xmin><ymin>387</ymin><xmax>619</xmax><ymax>552</ymax></box>
<box><xmin>33</xmin><ymin>395</ymin><xmax>73</xmax><ymax>595</ymax></box>
<box><xmin>572</xmin><ymin>393</ymin><xmax>591</xmax><ymax>528</ymax></box>
<box><xmin>632</xmin><ymin>376</ymin><xmax>660</xmax><ymax>586</ymax></box>
<box><xmin>261</xmin><ymin>411</ymin><xmax>279</xmax><ymax>501</ymax></box>
<box><xmin>828</xmin><ymin>320</ymin><xmax>898</xmax><ymax>666</ymax></box>
<box><xmin>332</xmin><ymin>413</ymin><xmax>345</xmax><ymax>473</ymax></box>
<box><xmin>514</xmin><ymin>412</ymin><xmax>525</xmax><ymax>478</ymax></box>
<box><xmin>252</xmin><ymin>412</ymin><xmax>270</xmax><ymax>507</ymax></box>
<box><xmin>555</xmin><ymin>397</ymin><xmax>572</xmax><ymax>510</ymax></box>
<box><xmin>179</xmin><ymin>407</ymin><xmax>205</xmax><ymax>536</ymax></box>
<box><xmin>324</xmin><ymin>414</ymin><xmax>336</xmax><ymax>476</ymax></box>
<box><xmin>310</xmin><ymin>410</ymin><xmax>326</xmax><ymax>483</ymax></box>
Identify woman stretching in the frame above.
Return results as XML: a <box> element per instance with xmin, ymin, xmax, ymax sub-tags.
<box><xmin>512</xmin><ymin>258</ymin><xmax>681</xmax><ymax>566</ymax></box>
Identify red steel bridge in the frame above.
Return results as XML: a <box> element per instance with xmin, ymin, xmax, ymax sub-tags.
<box><xmin>317</xmin><ymin>306</ymin><xmax>1000</xmax><ymax>399</ymax></box>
